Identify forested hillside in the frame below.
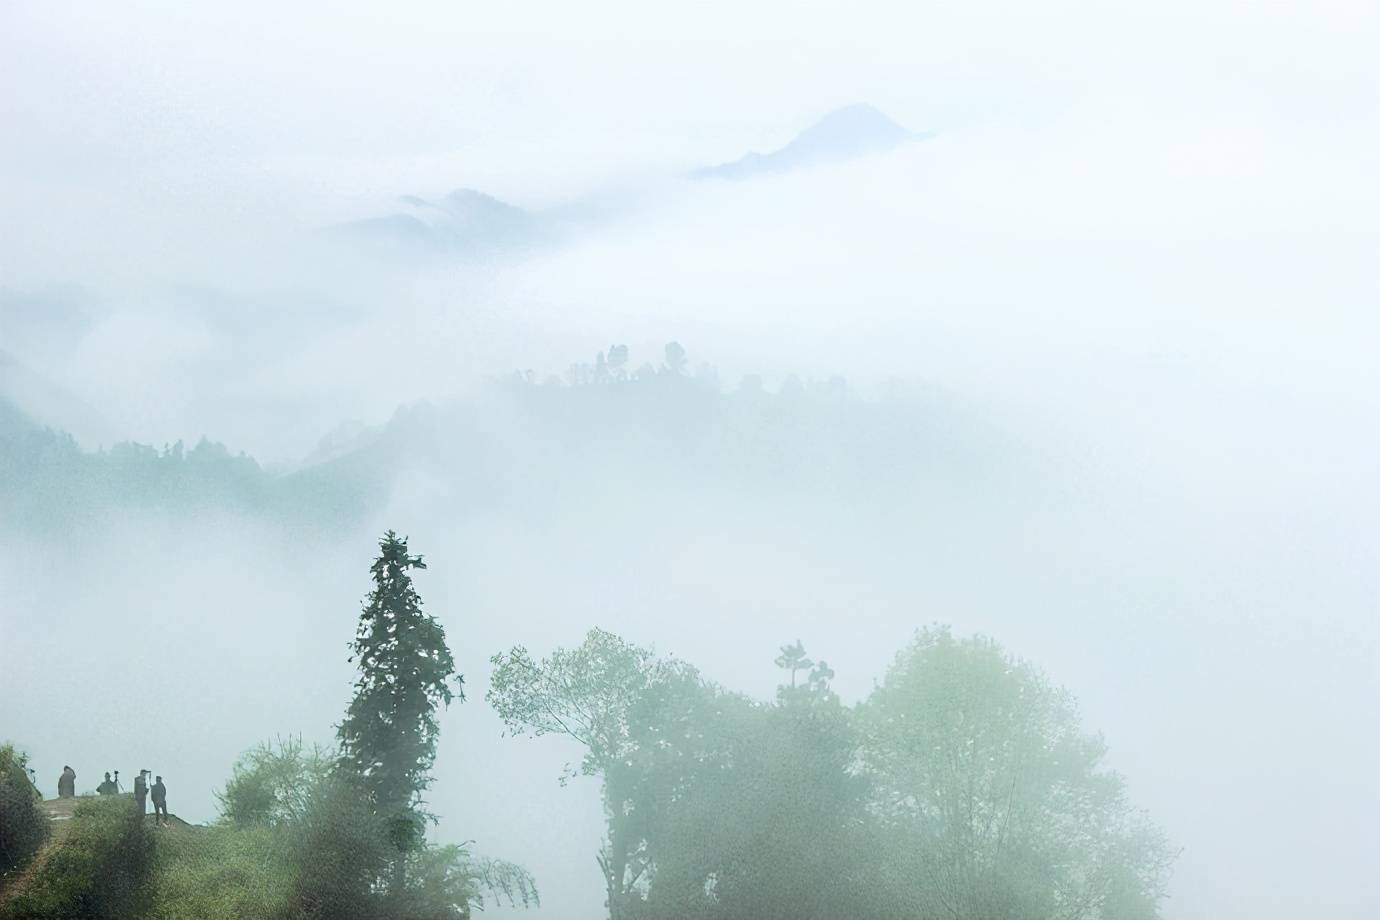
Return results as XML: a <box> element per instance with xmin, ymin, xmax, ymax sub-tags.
<box><xmin>1</xmin><ymin>346</ymin><xmax>1013</xmax><ymax>535</ymax></box>
<box><xmin>2</xmin><ymin>535</ymin><xmax>1173</xmax><ymax>920</ymax></box>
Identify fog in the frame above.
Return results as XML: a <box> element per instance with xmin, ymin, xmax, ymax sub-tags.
<box><xmin>2</xmin><ymin>2</ymin><xmax>1378</xmax><ymax>918</ymax></box>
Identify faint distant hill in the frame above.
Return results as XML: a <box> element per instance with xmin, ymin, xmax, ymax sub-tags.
<box><xmin>0</xmin><ymin>390</ymin><xmax>42</xmax><ymax>442</ymax></box>
<box><xmin>2</xmin><ymin>352</ymin><xmax>1013</xmax><ymax>538</ymax></box>
<box><xmin>324</xmin><ymin>188</ymin><xmax>550</xmax><ymax>259</ymax></box>
<box><xmin>0</xmin><ymin>349</ymin><xmax>121</xmax><ymax>448</ymax></box>
<box><xmin>325</xmin><ymin>104</ymin><xmax>931</xmax><ymax>259</ymax></box>
<box><xmin>693</xmin><ymin>104</ymin><xmax>929</xmax><ymax>181</ymax></box>
<box><xmin>0</xmin><ymin>286</ymin><xmax>95</xmax><ymax>358</ymax></box>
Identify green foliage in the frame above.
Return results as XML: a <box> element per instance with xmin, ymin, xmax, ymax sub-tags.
<box><xmin>459</xmin><ymin>854</ymin><xmax>541</xmax><ymax>914</ymax></box>
<box><xmin>0</xmin><ymin>744</ymin><xmax>46</xmax><ymax>878</ymax></box>
<box><xmin>216</xmin><ymin>737</ymin><xmax>332</xmax><ymax>828</ymax></box>
<box><xmin>491</xmin><ymin>632</ymin><xmax>876</xmax><ymax>920</ymax></box>
<box><xmin>635</xmin><ymin>672</ymin><xmax>876</xmax><ymax>920</ymax></box>
<box><xmin>0</xmin><ymin>795</ymin><xmax>152</xmax><ymax>920</ymax></box>
<box><xmin>2</xmin><ymin>527</ymin><xmax>523</xmax><ymax>920</ymax></box>
<box><xmin>772</xmin><ymin>639</ymin><xmax>813</xmax><ymax>688</ymax></box>
<box><xmin>860</xmin><ymin>626</ymin><xmax>1176</xmax><ymax>920</ymax></box>
<box><xmin>309</xmin><ymin>531</ymin><xmax>519</xmax><ymax>916</ymax></box>
<box><xmin>489</xmin><ymin>629</ymin><xmax>707</xmax><ymax>915</ymax></box>
<box><xmin>290</xmin><ymin>773</ymin><xmax>539</xmax><ymax>920</ymax></box>
<box><xmin>494</xmin><ymin>629</ymin><xmax>1175</xmax><ymax>920</ymax></box>
<box><xmin>5</xmin><ymin>347</ymin><xmax>1001</xmax><ymax>543</ymax></box>
<box><xmin>0</xmin><ymin>401</ymin><xmax>381</xmax><ymax>535</ymax></box>
<box><xmin>212</xmin><ymin>738</ymin><xmax>377</xmax><ymax>918</ymax></box>
<box><xmin>489</xmin><ymin>628</ymin><xmax>696</xmax><ymax>780</ymax></box>
<box><xmin>391</xmin><ymin>845</ymin><xmax>540</xmax><ymax>919</ymax></box>
<box><xmin>337</xmin><ymin>532</ymin><xmax>461</xmax><ymax>833</ymax></box>
<box><xmin>290</xmin><ymin>774</ymin><xmax>393</xmax><ymax>919</ymax></box>
<box><xmin>0</xmin><ymin>405</ymin><xmax>273</xmax><ymax>533</ymax></box>
<box><xmin>142</xmin><ymin>825</ymin><xmax>297</xmax><ymax>920</ymax></box>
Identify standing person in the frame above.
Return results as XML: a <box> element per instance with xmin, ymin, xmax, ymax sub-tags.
<box><xmin>96</xmin><ymin>772</ymin><xmax>117</xmax><ymax>795</ymax></box>
<box><xmin>134</xmin><ymin>770</ymin><xmax>150</xmax><ymax>817</ymax></box>
<box><xmin>151</xmin><ymin>775</ymin><xmax>168</xmax><ymax>826</ymax></box>
<box><xmin>57</xmin><ymin>765</ymin><xmax>76</xmax><ymax>798</ymax></box>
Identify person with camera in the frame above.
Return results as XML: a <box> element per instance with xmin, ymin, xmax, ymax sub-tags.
<box><xmin>134</xmin><ymin>769</ymin><xmax>150</xmax><ymax>816</ymax></box>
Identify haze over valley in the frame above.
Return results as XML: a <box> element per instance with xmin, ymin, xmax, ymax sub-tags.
<box><xmin>2</xmin><ymin>3</ymin><xmax>1378</xmax><ymax>918</ymax></box>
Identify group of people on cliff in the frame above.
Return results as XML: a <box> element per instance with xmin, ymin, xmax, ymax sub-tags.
<box><xmin>56</xmin><ymin>764</ymin><xmax>170</xmax><ymax>825</ymax></box>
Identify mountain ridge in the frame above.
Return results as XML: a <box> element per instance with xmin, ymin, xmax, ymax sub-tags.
<box><xmin>693</xmin><ymin>103</ymin><xmax>929</xmax><ymax>181</ymax></box>
<box><xmin>326</xmin><ymin>104</ymin><xmax>930</xmax><ymax>257</ymax></box>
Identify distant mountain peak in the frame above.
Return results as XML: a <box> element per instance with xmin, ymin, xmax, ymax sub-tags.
<box><xmin>442</xmin><ymin>187</ymin><xmax>504</xmax><ymax>206</ymax></box>
<box><xmin>328</xmin><ymin>187</ymin><xmax>543</xmax><ymax>258</ymax></box>
<box><xmin>794</xmin><ymin>103</ymin><xmax>911</xmax><ymax>147</ymax></box>
<box><xmin>694</xmin><ymin>103</ymin><xmax>928</xmax><ymax>181</ymax></box>
<box><xmin>436</xmin><ymin>188</ymin><xmax>528</xmax><ymax>219</ymax></box>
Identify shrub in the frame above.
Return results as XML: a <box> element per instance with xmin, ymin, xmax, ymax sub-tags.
<box><xmin>216</xmin><ymin>737</ymin><xmax>331</xmax><ymax>828</ymax></box>
<box><xmin>290</xmin><ymin>776</ymin><xmax>392</xmax><ymax>920</ymax></box>
<box><xmin>142</xmin><ymin>824</ymin><xmax>297</xmax><ymax>920</ymax></box>
<box><xmin>860</xmin><ymin>627</ymin><xmax>1176</xmax><ymax>920</ymax></box>
<box><xmin>394</xmin><ymin>845</ymin><xmax>540</xmax><ymax>920</ymax></box>
<box><xmin>0</xmin><ymin>795</ymin><xmax>151</xmax><ymax>919</ymax></box>
<box><xmin>0</xmin><ymin>744</ymin><xmax>47</xmax><ymax>878</ymax></box>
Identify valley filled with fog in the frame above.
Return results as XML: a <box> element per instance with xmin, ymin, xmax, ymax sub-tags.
<box><xmin>3</xmin><ymin>3</ymin><xmax>1379</xmax><ymax>918</ymax></box>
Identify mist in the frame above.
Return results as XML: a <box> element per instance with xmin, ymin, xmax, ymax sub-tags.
<box><xmin>3</xmin><ymin>2</ymin><xmax>1378</xmax><ymax>919</ymax></box>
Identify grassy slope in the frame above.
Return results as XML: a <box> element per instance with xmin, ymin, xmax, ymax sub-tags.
<box><xmin>141</xmin><ymin>823</ymin><xmax>296</xmax><ymax>920</ymax></box>
<box><xmin>0</xmin><ymin>796</ymin><xmax>151</xmax><ymax>920</ymax></box>
<box><xmin>0</xmin><ymin>796</ymin><xmax>297</xmax><ymax>920</ymax></box>
<box><xmin>0</xmin><ymin>812</ymin><xmax>56</xmax><ymax>908</ymax></box>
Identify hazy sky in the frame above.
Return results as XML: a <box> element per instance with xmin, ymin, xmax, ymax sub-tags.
<box><xmin>3</xmin><ymin>2</ymin><xmax>1380</xmax><ymax>919</ymax></box>
<box><xmin>4</xmin><ymin>0</ymin><xmax>1378</xmax><ymax>275</ymax></box>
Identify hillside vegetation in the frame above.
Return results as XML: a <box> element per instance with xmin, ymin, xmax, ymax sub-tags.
<box><xmin>1</xmin><ymin>345</ymin><xmax>1009</xmax><ymax>536</ymax></box>
<box><xmin>0</xmin><ymin>746</ymin><xmax>47</xmax><ymax>881</ymax></box>
<box><xmin>0</xmin><ymin>796</ymin><xmax>151</xmax><ymax>920</ymax></box>
<box><xmin>3</xmin><ymin>528</ymin><xmax>1174</xmax><ymax>919</ymax></box>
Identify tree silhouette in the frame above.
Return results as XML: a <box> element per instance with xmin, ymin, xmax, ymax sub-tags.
<box><xmin>607</xmin><ymin>344</ymin><xmax>629</xmax><ymax>379</ymax></box>
<box><xmin>663</xmin><ymin>341</ymin><xmax>688</xmax><ymax>374</ymax></box>
<box><xmin>774</xmin><ymin>640</ymin><xmax>815</xmax><ymax>688</ymax></box>
<box><xmin>808</xmin><ymin>659</ymin><xmax>835</xmax><ymax>692</ymax></box>
<box><xmin>336</xmin><ymin>531</ymin><xmax>463</xmax><ymax>896</ymax></box>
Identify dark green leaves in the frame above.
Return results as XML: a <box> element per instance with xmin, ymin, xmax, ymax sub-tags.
<box><xmin>334</xmin><ymin>531</ymin><xmax>463</xmax><ymax>897</ymax></box>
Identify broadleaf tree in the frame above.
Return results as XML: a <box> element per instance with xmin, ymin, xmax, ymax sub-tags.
<box><xmin>488</xmin><ymin>628</ymin><xmax>708</xmax><ymax>918</ymax></box>
<box><xmin>859</xmin><ymin>626</ymin><xmax>1176</xmax><ymax>920</ymax></box>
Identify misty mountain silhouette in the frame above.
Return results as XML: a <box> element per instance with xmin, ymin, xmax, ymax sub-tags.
<box><xmin>328</xmin><ymin>104</ymin><xmax>929</xmax><ymax>257</ymax></box>
<box><xmin>326</xmin><ymin>187</ymin><xmax>547</xmax><ymax>258</ymax></box>
<box><xmin>693</xmin><ymin>104</ymin><xmax>928</xmax><ymax>180</ymax></box>
<box><xmin>0</xmin><ymin>349</ymin><xmax>120</xmax><ymax>447</ymax></box>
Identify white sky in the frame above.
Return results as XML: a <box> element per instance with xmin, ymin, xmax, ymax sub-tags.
<box><xmin>3</xmin><ymin>0</ymin><xmax>1378</xmax><ymax>241</ymax></box>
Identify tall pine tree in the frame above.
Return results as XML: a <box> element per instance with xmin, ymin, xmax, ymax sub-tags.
<box><xmin>337</xmin><ymin>531</ymin><xmax>463</xmax><ymax>894</ymax></box>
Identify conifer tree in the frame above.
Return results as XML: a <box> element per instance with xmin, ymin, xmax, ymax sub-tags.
<box><xmin>337</xmin><ymin>530</ymin><xmax>463</xmax><ymax>894</ymax></box>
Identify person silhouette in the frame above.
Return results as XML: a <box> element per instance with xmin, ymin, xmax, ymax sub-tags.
<box><xmin>134</xmin><ymin>769</ymin><xmax>150</xmax><ymax>816</ymax></box>
<box><xmin>96</xmin><ymin>772</ymin><xmax>117</xmax><ymax>795</ymax></box>
<box><xmin>57</xmin><ymin>765</ymin><xmax>76</xmax><ymax>798</ymax></box>
<box><xmin>151</xmin><ymin>775</ymin><xmax>168</xmax><ymax>826</ymax></box>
